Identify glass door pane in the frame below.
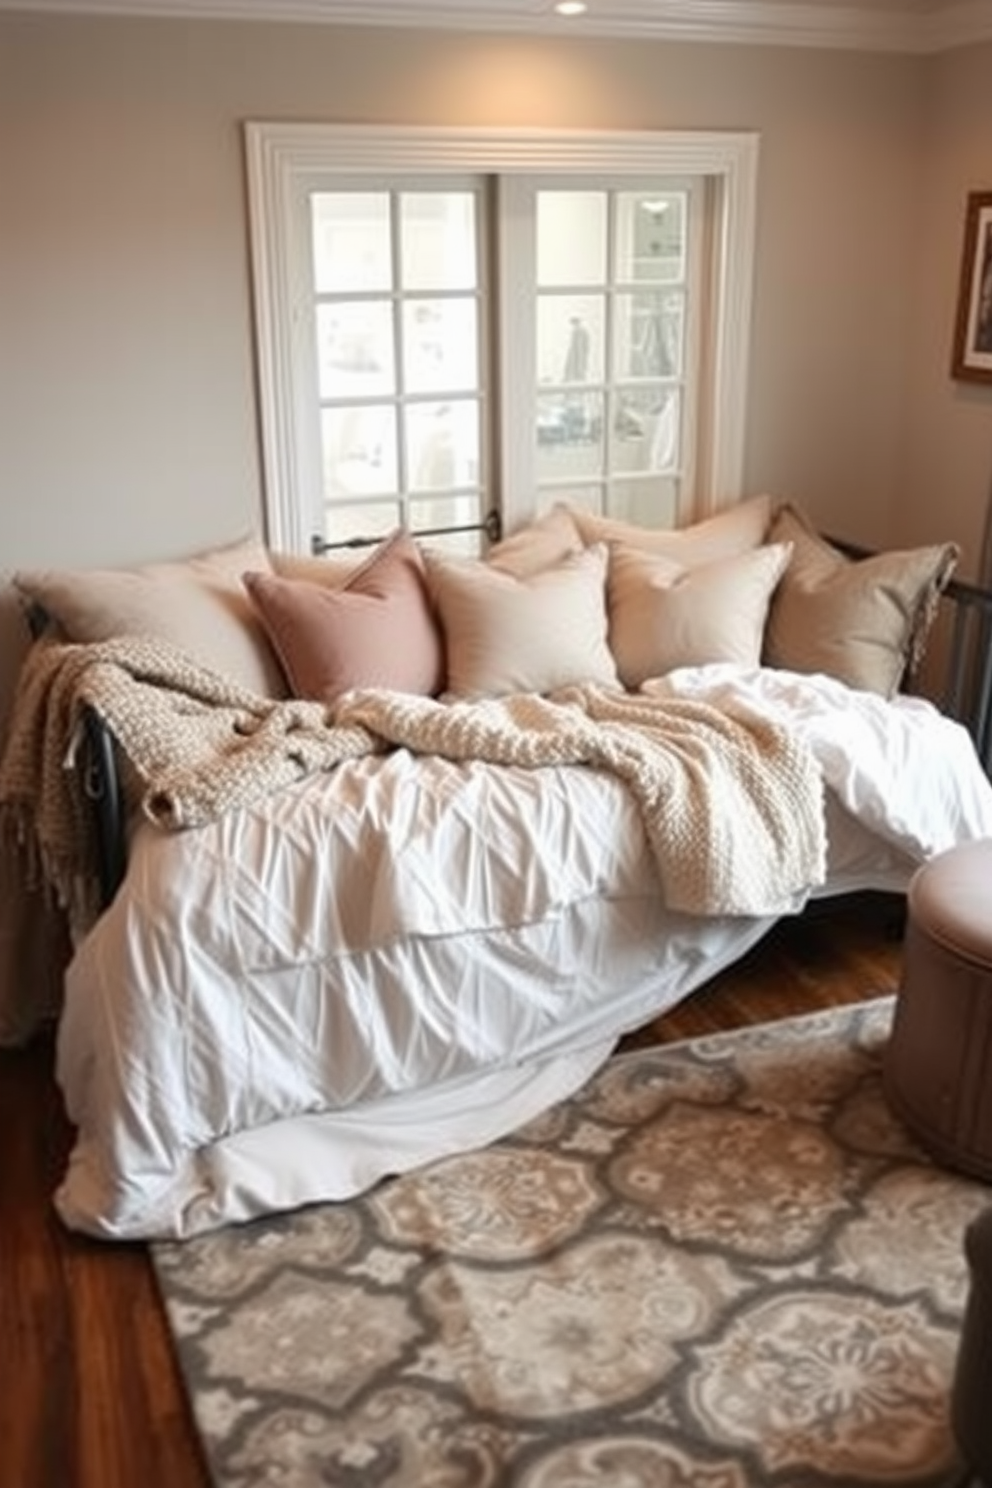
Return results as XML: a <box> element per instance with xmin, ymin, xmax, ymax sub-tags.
<box><xmin>401</xmin><ymin>299</ymin><xmax>478</xmax><ymax>394</ymax></box>
<box><xmin>537</xmin><ymin>296</ymin><xmax>605</xmax><ymax>387</ymax></box>
<box><xmin>614</xmin><ymin>291</ymin><xmax>683</xmax><ymax>381</ymax></box>
<box><xmin>321</xmin><ymin>405</ymin><xmax>398</xmax><ymax>499</ymax></box>
<box><xmin>315</xmin><ymin>301</ymin><xmax>395</xmax><ymax>399</ymax></box>
<box><xmin>311</xmin><ymin>193</ymin><xmax>392</xmax><ymax>293</ymax></box>
<box><xmin>614</xmin><ymin>191</ymin><xmax>686</xmax><ymax>284</ymax></box>
<box><xmin>536</xmin><ymin>191</ymin><xmax>607</xmax><ymax>285</ymax></box>
<box><xmin>610</xmin><ymin>388</ymin><xmax>680</xmax><ymax>475</ymax></box>
<box><xmin>400</xmin><ymin>192</ymin><xmax>478</xmax><ymax>291</ymax></box>
<box><xmin>406</xmin><ymin>399</ymin><xmax>479</xmax><ymax>492</ymax></box>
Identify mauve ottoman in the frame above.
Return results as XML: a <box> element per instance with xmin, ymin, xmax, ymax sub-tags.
<box><xmin>884</xmin><ymin>838</ymin><xmax>992</xmax><ymax>1181</ymax></box>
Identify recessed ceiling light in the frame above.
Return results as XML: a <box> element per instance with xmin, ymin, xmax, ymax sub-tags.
<box><xmin>555</xmin><ymin>2</ymin><xmax>588</xmax><ymax>16</ymax></box>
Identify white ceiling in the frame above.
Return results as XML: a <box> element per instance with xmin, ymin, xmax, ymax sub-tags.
<box><xmin>3</xmin><ymin>0</ymin><xmax>992</xmax><ymax>52</ymax></box>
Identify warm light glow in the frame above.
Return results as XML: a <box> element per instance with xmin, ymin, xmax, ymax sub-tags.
<box><xmin>555</xmin><ymin>1</ymin><xmax>588</xmax><ymax>15</ymax></box>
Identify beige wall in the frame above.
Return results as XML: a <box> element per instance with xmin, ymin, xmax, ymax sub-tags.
<box><xmin>900</xmin><ymin>41</ymin><xmax>992</xmax><ymax>576</ymax></box>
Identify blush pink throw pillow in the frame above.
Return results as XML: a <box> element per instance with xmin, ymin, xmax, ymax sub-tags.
<box><xmin>243</xmin><ymin>529</ymin><xmax>444</xmax><ymax>704</ymax></box>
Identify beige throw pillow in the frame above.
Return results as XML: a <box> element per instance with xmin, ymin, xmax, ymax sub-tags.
<box><xmin>608</xmin><ymin>542</ymin><xmax>793</xmax><ymax>689</ymax></box>
<box><xmin>763</xmin><ymin>504</ymin><xmax>959</xmax><ymax>697</ymax></box>
<box><xmin>486</xmin><ymin>504</ymin><xmax>583</xmax><ymax>578</ymax></box>
<box><xmin>244</xmin><ymin>529</ymin><xmax>444</xmax><ymax>704</ymax></box>
<box><xmin>427</xmin><ymin>544</ymin><xmax>618</xmax><ymax>698</ymax></box>
<box><xmin>569</xmin><ymin>493</ymin><xmax>773</xmax><ymax>567</ymax></box>
<box><xmin>15</xmin><ymin>534</ymin><xmax>286</xmax><ymax>697</ymax></box>
<box><xmin>270</xmin><ymin>550</ymin><xmax>361</xmax><ymax>589</ymax></box>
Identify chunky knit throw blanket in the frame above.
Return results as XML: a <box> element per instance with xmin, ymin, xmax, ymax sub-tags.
<box><xmin>0</xmin><ymin>634</ymin><xmax>826</xmax><ymax>928</ymax></box>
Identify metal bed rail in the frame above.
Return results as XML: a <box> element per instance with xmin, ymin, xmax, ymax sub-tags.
<box><xmin>310</xmin><ymin>508</ymin><xmax>502</xmax><ymax>555</ymax></box>
<box><xmin>939</xmin><ymin>571</ymin><xmax>992</xmax><ymax>776</ymax></box>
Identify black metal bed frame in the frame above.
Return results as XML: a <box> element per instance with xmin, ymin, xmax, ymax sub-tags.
<box><xmin>73</xmin><ymin>530</ymin><xmax>992</xmax><ymax>913</ymax></box>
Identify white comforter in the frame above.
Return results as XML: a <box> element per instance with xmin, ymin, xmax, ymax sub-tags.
<box><xmin>55</xmin><ymin>666</ymin><xmax>992</xmax><ymax>1238</ymax></box>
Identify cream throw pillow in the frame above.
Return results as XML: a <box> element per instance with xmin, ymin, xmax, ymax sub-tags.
<box><xmin>15</xmin><ymin>534</ymin><xmax>286</xmax><ymax>697</ymax></box>
<box><xmin>608</xmin><ymin>542</ymin><xmax>793</xmax><ymax>689</ymax></box>
<box><xmin>569</xmin><ymin>493</ymin><xmax>773</xmax><ymax>566</ymax></box>
<box><xmin>763</xmin><ymin>504</ymin><xmax>959</xmax><ymax>697</ymax></box>
<box><xmin>427</xmin><ymin>544</ymin><xmax>618</xmax><ymax>698</ymax></box>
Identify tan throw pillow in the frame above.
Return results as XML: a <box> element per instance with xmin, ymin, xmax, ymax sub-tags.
<box><xmin>270</xmin><ymin>550</ymin><xmax>361</xmax><ymax>589</ymax></box>
<box><xmin>763</xmin><ymin>504</ymin><xmax>959</xmax><ymax>697</ymax></box>
<box><xmin>608</xmin><ymin>542</ymin><xmax>793</xmax><ymax>690</ymax></box>
<box><xmin>426</xmin><ymin>544</ymin><xmax>618</xmax><ymax>698</ymax></box>
<box><xmin>486</xmin><ymin>504</ymin><xmax>583</xmax><ymax>578</ymax></box>
<box><xmin>568</xmin><ymin>492</ymin><xmax>773</xmax><ymax>566</ymax></box>
<box><xmin>15</xmin><ymin>534</ymin><xmax>286</xmax><ymax>697</ymax></box>
<box><xmin>244</xmin><ymin>528</ymin><xmax>444</xmax><ymax>704</ymax></box>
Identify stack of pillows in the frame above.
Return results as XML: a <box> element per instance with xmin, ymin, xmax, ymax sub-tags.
<box><xmin>15</xmin><ymin>494</ymin><xmax>959</xmax><ymax>709</ymax></box>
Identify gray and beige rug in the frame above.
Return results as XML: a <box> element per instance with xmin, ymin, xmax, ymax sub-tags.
<box><xmin>152</xmin><ymin>997</ymin><xmax>988</xmax><ymax>1487</ymax></box>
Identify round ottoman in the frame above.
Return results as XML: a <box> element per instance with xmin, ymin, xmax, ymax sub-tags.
<box><xmin>884</xmin><ymin>838</ymin><xmax>992</xmax><ymax>1181</ymax></box>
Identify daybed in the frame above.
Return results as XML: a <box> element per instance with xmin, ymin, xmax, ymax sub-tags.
<box><xmin>3</xmin><ymin>493</ymin><xmax>992</xmax><ymax>1241</ymax></box>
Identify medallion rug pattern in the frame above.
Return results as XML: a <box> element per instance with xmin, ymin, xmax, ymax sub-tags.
<box><xmin>152</xmin><ymin>997</ymin><xmax>987</xmax><ymax>1487</ymax></box>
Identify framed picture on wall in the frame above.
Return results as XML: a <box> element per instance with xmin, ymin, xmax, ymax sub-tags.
<box><xmin>951</xmin><ymin>190</ymin><xmax>992</xmax><ymax>384</ymax></box>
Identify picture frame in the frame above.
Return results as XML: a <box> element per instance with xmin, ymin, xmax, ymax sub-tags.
<box><xmin>951</xmin><ymin>189</ymin><xmax>992</xmax><ymax>384</ymax></box>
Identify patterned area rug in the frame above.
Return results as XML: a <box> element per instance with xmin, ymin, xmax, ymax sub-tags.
<box><xmin>152</xmin><ymin>997</ymin><xmax>987</xmax><ymax>1487</ymax></box>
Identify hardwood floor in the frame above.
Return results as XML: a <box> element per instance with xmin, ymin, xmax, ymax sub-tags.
<box><xmin>0</xmin><ymin>891</ymin><xmax>905</xmax><ymax>1488</ymax></box>
<box><xmin>623</xmin><ymin>888</ymin><xmax>905</xmax><ymax>1049</ymax></box>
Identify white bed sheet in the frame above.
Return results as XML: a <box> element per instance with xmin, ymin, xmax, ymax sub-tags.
<box><xmin>54</xmin><ymin>667</ymin><xmax>992</xmax><ymax>1239</ymax></box>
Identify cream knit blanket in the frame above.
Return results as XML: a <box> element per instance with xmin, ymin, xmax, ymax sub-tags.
<box><xmin>0</xmin><ymin>634</ymin><xmax>826</xmax><ymax>926</ymax></box>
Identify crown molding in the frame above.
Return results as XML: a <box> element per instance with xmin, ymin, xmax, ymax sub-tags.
<box><xmin>3</xmin><ymin>0</ymin><xmax>992</xmax><ymax>53</ymax></box>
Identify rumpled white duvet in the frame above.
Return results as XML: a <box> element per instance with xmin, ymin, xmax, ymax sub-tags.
<box><xmin>55</xmin><ymin>665</ymin><xmax>992</xmax><ymax>1239</ymax></box>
